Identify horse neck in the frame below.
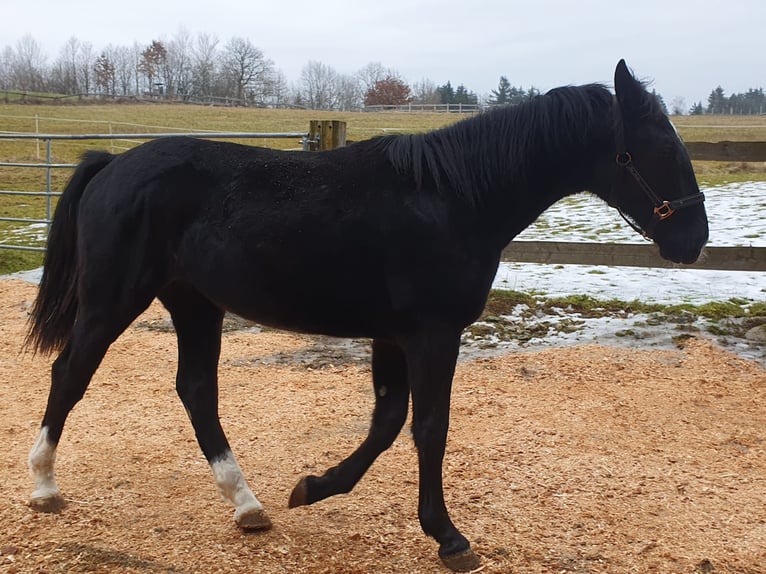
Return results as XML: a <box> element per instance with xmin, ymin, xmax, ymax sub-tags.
<box><xmin>458</xmin><ymin>88</ymin><xmax>615</xmax><ymax>246</ymax></box>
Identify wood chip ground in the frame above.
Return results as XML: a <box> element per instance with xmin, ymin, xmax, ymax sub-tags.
<box><xmin>1</xmin><ymin>280</ymin><xmax>764</xmax><ymax>574</ymax></box>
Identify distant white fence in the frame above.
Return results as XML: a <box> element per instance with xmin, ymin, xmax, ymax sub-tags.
<box><xmin>363</xmin><ymin>103</ymin><xmax>481</xmax><ymax>113</ymax></box>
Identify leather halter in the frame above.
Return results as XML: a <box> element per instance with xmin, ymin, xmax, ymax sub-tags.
<box><xmin>612</xmin><ymin>98</ymin><xmax>705</xmax><ymax>239</ymax></box>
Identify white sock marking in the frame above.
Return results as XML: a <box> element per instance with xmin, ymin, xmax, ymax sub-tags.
<box><xmin>210</xmin><ymin>451</ymin><xmax>263</xmax><ymax>517</ymax></box>
<box><xmin>29</xmin><ymin>426</ymin><xmax>61</xmax><ymax>500</ymax></box>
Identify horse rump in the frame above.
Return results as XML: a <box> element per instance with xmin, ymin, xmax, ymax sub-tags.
<box><xmin>25</xmin><ymin>151</ymin><xmax>115</xmax><ymax>355</ymax></box>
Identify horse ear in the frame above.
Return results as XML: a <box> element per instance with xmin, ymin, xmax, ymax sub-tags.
<box><xmin>614</xmin><ymin>59</ymin><xmax>642</xmax><ymax>112</ymax></box>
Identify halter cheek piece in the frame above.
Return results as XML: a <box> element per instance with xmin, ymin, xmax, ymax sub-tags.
<box><xmin>612</xmin><ymin>98</ymin><xmax>705</xmax><ymax>240</ymax></box>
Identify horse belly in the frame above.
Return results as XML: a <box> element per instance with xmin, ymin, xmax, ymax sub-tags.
<box><xmin>180</xmin><ymin>244</ymin><xmax>402</xmax><ymax>338</ymax></box>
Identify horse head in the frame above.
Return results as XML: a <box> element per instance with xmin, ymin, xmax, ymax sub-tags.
<box><xmin>607</xmin><ymin>59</ymin><xmax>709</xmax><ymax>264</ymax></box>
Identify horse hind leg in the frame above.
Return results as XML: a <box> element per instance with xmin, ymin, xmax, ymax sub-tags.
<box><xmin>159</xmin><ymin>285</ymin><xmax>271</xmax><ymax>531</ymax></box>
<box><xmin>289</xmin><ymin>338</ymin><xmax>409</xmax><ymax>507</ymax></box>
<box><xmin>29</xmin><ymin>296</ymin><xmax>154</xmax><ymax>512</ymax></box>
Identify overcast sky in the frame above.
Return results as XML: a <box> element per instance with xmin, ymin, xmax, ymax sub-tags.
<box><xmin>5</xmin><ymin>0</ymin><xmax>764</xmax><ymax>106</ymax></box>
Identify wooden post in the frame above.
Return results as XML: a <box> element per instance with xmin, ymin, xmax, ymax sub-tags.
<box><xmin>308</xmin><ymin>120</ymin><xmax>347</xmax><ymax>151</ymax></box>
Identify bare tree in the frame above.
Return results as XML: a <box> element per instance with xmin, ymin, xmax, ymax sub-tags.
<box><xmin>336</xmin><ymin>73</ymin><xmax>363</xmax><ymax>111</ymax></box>
<box><xmin>262</xmin><ymin>68</ymin><xmax>290</xmax><ymax>107</ymax></box>
<box><xmin>76</xmin><ymin>41</ymin><xmax>94</xmax><ymax>95</ymax></box>
<box><xmin>10</xmin><ymin>34</ymin><xmax>47</xmax><ymax>92</ymax></box>
<box><xmin>131</xmin><ymin>42</ymin><xmax>143</xmax><ymax>95</ymax></box>
<box><xmin>166</xmin><ymin>28</ymin><xmax>194</xmax><ymax>98</ymax></box>
<box><xmin>357</xmin><ymin>61</ymin><xmax>390</xmax><ymax>94</ymax></box>
<box><xmin>411</xmin><ymin>78</ymin><xmax>440</xmax><ymax>104</ymax></box>
<box><xmin>191</xmin><ymin>33</ymin><xmax>219</xmax><ymax>99</ymax></box>
<box><xmin>109</xmin><ymin>45</ymin><xmax>134</xmax><ymax>96</ymax></box>
<box><xmin>0</xmin><ymin>46</ymin><xmax>12</xmax><ymax>89</ymax></box>
<box><xmin>670</xmin><ymin>96</ymin><xmax>687</xmax><ymax>116</ymax></box>
<box><xmin>50</xmin><ymin>37</ymin><xmax>81</xmax><ymax>94</ymax></box>
<box><xmin>220</xmin><ymin>37</ymin><xmax>272</xmax><ymax>104</ymax></box>
<box><xmin>299</xmin><ymin>60</ymin><xmax>340</xmax><ymax>110</ymax></box>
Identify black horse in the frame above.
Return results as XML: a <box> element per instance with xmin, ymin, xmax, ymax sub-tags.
<box><xmin>25</xmin><ymin>60</ymin><xmax>707</xmax><ymax>571</ymax></box>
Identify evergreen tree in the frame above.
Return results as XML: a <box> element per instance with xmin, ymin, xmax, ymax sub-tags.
<box><xmin>701</xmin><ymin>86</ymin><xmax>765</xmax><ymax>115</ymax></box>
<box><xmin>489</xmin><ymin>76</ymin><xmax>511</xmax><ymax>105</ymax></box>
<box><xmin>707</xmin><ymin>86</ymin><xmax>726</xmax><ymax>114</ymax></box>
<box><xmin>688</xmin><ymin>101</ymin><xmax>704</xmax><ymax>115</ymax></box>
<box><xmin>735</xmin><ymin>88</ymin><xmax>764</xmax><ymax>114</ymax></box>
<box><xmin>651</xmin><ymin>89</ymin><xmax>668</xmax><ymax>114</ymax></box>
<box><xmin>436</xmin><ymin>81</ymin><xmax>455</xmax><ymax>104</ymax></box>
<box><xmin>508</xmin><ymin>86</ymin><xmax>528</xmax><ymax>105</ymax></box>
<box><xmin>454</xmin><ymin>84</ymin><xmax>478</xmax><ymax>105</ymax></box>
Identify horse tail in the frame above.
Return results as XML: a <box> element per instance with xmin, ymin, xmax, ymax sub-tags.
<box><xmin>25</xmin><ymin>151</ymin><xmax>115</xmax><ymax>355</ymax></box>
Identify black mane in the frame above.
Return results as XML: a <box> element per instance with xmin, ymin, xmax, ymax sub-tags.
<box><xmin>377</xmin><ymin>84</ymin><xmax>617</xmax><ymax>205</ymax></box>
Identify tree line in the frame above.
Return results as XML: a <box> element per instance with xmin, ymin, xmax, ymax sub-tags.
<box><xmin>0</xmin><ymin>33</ymin><xmax>481</xmax><ymax>110</ymax></box>
<box><xmin>1</xmin><ymin>33</ymin><xmax>763</xmax><ymax>114</ymax></box>
<box><xmin>687</xmin><ymin>86</ymin><xmax>766</xmax><ymax>115</ymax></box>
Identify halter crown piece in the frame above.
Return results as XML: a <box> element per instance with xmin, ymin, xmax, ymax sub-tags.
<box><xmin>612</xmin><ymin>97</ymin><xmax>705</xmax><ymax>239</ymax></box>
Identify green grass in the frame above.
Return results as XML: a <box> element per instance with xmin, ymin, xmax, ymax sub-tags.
<box><xmin>465</xmin><ymin>290</ymin><xmax>766</xmax><ymax>345</ymax></box>
<box><xmin>0</xmin><ymin>249</ymin><xmax>43</xmax><ymax>275</ymax></box>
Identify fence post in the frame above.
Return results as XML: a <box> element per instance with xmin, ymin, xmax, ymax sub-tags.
<box><xmin>308</xmin><ymin>120</ymin><xmax>347</xmax><ymax>151</ymax></box>
<box><xmin>35</xmin><ymin>115</ymin><xmax>40</xmax><ymax>160</ymax></box>
<box><xmin>45</xmin><ymin>138</ymin><xmax>52</xmax><ymax>232</ymax></box>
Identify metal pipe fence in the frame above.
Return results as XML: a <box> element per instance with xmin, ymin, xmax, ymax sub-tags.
<box><xmin>0</xmin><ymin>131</ymin><xmax>309</xmax><ymax>251</ymax></box>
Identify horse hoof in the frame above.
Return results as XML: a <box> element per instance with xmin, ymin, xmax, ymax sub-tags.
<box><xmin>235</xmin><ymin>507</ymin><xmax>272</xmax><ymax>531</ymax></box>
<box><xmin>288</xmin><ymin>477</ymin><xmax>308</xmax><ymax>508</ymax></box>
<box><xmin>440</xmin><ymin>548</ymin><xmax>481</xmax><ymax>572</ymax></box>
<box><xmin>29</xmin><ymin>493</ymin><xmax>66</xmax><ymax>513</ymax></box>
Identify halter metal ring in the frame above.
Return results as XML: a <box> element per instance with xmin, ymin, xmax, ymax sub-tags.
<box><xmin>653</xmin><ymin>201</ymin><xmax>674</xmax><ymax>220</ymax></box>
<box><xmin>615</xmin><ymin>152</ymin><xmax>632</xmax><ymax>166</ymax></box>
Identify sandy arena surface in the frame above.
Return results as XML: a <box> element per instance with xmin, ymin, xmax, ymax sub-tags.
<box><xmin>1</xmin><ymin>279</ymin><xmax>764</xmax><ymax>574</ymax></box>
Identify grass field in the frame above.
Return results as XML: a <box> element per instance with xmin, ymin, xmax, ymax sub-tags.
<box><xmin>0</xmin><ymin>103</ymin><xmax>765</xmax><ymax>274</ymax></box>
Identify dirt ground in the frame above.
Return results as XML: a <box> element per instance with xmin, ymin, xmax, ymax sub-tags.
<box><xmin>1</xmin><ymin>279</ymin><xmax>764</xmax><ymax>574</ymax></box>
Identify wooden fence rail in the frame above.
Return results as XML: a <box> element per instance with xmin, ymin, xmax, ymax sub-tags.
<box><xmin>685</xmin><ymin>141</ymin><xmax>766</xmax><ymax>162</ymax></box>
<box><xmin>501</xmin><ymin>242</ymin><xmax>766</xmax><ymax>272</ymax></box>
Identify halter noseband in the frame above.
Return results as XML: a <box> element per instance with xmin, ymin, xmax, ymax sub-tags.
<box><xmin>611</xmin><ymin>98</ymin><xmax>705</xmax><ymax>239</ymax></box>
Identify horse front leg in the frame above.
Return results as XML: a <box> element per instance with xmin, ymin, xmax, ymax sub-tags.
<box><xmin>289</xmin><ymin>338</ymin><xmax>409</xmax><ymax>507</ymax></box>
<box><xmin>404</xmin><ymin>327</ymin><xmax>480</xmax><ymax>572</ymax></box>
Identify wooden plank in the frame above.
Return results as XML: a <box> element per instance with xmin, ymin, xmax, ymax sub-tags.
<box><xmin>685</xmin><ymin>141</ymin><xmax>766</xmax><ymax>162</ymax></box>
<box><xmin>308</xmin><ymin>120</ymin><xmax>347</xmax><ymax>151</ymax></box>
<box><xmin>327</xmin><ymin>120</ymin><xmax>347</xmax><ymax>150</ymax></box>
<box><xmin>501</xmin><ymin>241</ymin><xmax>766</xmax><ymax>272</ymax></box>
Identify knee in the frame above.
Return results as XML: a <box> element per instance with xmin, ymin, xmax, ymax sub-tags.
<box><xmin>175</xmin><ymin>378</ymin><xmax>215</xmax><ymax>413</ymax></box>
